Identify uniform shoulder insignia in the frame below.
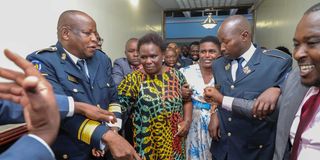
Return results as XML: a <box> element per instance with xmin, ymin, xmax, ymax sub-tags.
<box><xmin>262</xmin><ymin>49</ymin><xmax>288</xmax><ymax>60</ymax></box>
<box><xmin>35</xmin><ymin>46</ymin><xmax>57</xmax><ymax>54</ymax></box>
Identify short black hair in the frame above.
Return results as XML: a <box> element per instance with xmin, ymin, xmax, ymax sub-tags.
<box><xmin>276</xmin><ymin>46</ymin><xmax>291</xmax><ymax>57</ymax></box>
<box><xmin>137</xmin><ymin>33</ymin><xmax>166</xmax><ymax>52</ymax></box>
<box><xmin>200</xmin><ymin>36</ymin><xmax>221</xmax><ymax>48</ymax></box>
<box><xmin>305</xmin><ymin>2</ymin><xmax>320</xmax><ymax>15</ymax></box>
<box><xmin>189</xmin><ymin>41</ymin><xmax>200</xmax><ymax>47</ymax></box>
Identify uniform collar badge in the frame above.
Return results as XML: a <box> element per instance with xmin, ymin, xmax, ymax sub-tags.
<box><xmin>225</xmin><ymin>63</ymin><xmax>231</xmax><ymax>71</ymax></box>
<box><xmin>243</xmin><ymin>66</ymin><xmax>251</xmax><ymax>74</ymax></box>
<box><xmin>61</xmin><ymin>53</ymin><xmax>67</xmax><ymax>60</ymax></box>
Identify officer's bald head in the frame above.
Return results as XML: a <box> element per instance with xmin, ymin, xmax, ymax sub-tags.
<box><xmin>57</xmin><ymin>10</ymin><xmax>98</xmax><ymax>59</ymax></box>
<box><xmin>217</xmin><ymin>15</ymin><xmax>252</xmax><ymax>59</ymax></box>
<box><xmin>57</xmin><ymin>10</ymin><xmax>96</xmax><ymax>40</ymax></box>
<box><xmin>219</xmin><ymin>15</ymin><xmax>252</xmax><ymax>38</ymax></box>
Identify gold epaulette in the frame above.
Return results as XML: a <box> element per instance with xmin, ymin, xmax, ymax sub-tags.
<box><xmin>35</xmin><ymin>46</ymin><xmax>57</xmax><ymax>54</ymax></box>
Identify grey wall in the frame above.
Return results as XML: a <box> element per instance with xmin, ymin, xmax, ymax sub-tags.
<box><xmin>255</xmin><ymin>0</ymin><xmax>319</xmax><ymax>53</ymax></box>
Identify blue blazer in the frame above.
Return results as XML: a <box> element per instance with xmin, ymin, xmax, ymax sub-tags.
<box><xmin>0</xmin><ymin>135</ymin><xmax>55</xmax><ymax>160</ymax></box>
<box><xmin>0</xmin><ymin>94</ymin><xmax>70</xmax><ymax>124</ymax></box>
<box><xmin>0</xmin><ymin>94</ymin><xmax>70</xmax><ymax>160</ymax></box>
<box><xmin>211</xmin><ymin>46</ymin><xmax>292</xmax><ymax>160</ymax></box>
<box><xmin>26</xmin><ymin>42</ymin><xmax>119</xmax><ymax>160</ymax></box>
<box><xmin>112</xmin><ymin>57</ymin><xmax>133</xmax><ymax>87</ymax></box>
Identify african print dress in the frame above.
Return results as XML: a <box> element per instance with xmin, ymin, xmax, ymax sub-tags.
<box><xmin>180</xmin><ymin>64</ymin><xmax>215</xmax><ymax>160</ymax></box>
<box><xmin>118</xmin><ymin>67</ymin><xmax>186</xmax><ymax>160</ymax></box>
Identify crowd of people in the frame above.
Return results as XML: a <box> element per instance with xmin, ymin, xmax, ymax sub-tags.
<box><xmin>0</xmin><ymin>2</ymin><xmax>320</xmax><ymax>160</ymax></box>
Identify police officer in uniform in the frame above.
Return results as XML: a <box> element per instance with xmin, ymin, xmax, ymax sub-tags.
<box><xmin>26</xmin><ymin>10</ymin><xmax>140</xmax><ymax>160</ymax></box>
<box><xmin>204</xmin><ymin>15</ymin><xmax>292</xmax><ymax>160</ymax></box>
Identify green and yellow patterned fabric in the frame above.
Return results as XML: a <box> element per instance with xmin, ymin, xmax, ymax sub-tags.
<box><xmin>118</xmin><ymin>67</ymin><xmax>186</xmax><ymax>160</ymax></box>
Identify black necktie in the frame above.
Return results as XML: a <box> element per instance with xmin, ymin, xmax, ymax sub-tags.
<box><xmin>77</xmin><ymin>59</ymin><xmax>89</xmax><ymax>80</ymax></box>
<box><xmin>236</xmin><ymin>57</ymin><xmax>245</xmax><ymax>80</ymax></box>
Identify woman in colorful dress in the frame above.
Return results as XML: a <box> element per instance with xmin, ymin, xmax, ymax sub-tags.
<box><xmin>180</xmin><ymin>36</ymin><xmax>221</xmax><ymax>160</ymax></box>
<box><xmin>118</xmin><ymin>33</ymin><xmax>192</xmax><ymax>160</ymax></box>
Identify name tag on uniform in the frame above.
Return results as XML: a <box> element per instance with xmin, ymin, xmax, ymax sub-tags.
<box><xmin>68</xmin><ymin>75</ymin><xmax>78</xmax><ymax>83</ymax></box>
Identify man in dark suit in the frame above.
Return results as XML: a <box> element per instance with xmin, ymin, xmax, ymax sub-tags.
<box><xmin>26</xmin><ymin>10</ymin><xmax>139</xmax><ymax>160</ymax></box>
<box><xmin>205</xmin><ymin>15</ymin><xmax>292</xmax><ymax>160</ymax></box>
<box><xmin>112</xmin><ymin>38</ymin><xmax>140</xmax><ymax>87</ymax></box>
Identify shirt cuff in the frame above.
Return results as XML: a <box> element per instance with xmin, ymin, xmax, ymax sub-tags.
<box><xmin>67</xmin><ymin>96</ymin><xmax>74</xmax><ymax>117</ymax></box>
<box><xmin>222</xmin><ymin>96</ymin><xmax>234</xmax><ymax>111</ymax></box>
<box><xmin>106</xmin><ymin>118</ymin><xmax>122</xmax><ymax>129</ymax></box>
<box><xmin>100</xmin><ymin>141</ymin><xmax>106</xmax><ymax>150</ymax></box>
<box><xmin>28</xmin><ymin>134</ymin><xmax>55</xmax><ymax>159</ymax></box>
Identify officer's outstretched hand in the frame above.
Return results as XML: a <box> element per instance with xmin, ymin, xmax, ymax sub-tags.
<box><xmin>0</xmin><ymin>49</ymin><xmax>60</xmax><ymax>146</ymax></box>
<box><xmin>74</xmin><ymin>102</ymin><xmax>117</xmax><ymax>123</ymax></box>
<box><xmin>102</xmin><ymin>130</ymin><xmax>141</xmax><ymax>160</ymax></box>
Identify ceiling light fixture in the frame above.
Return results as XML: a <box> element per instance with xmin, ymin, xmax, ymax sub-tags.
<box><xmin>202</xmin><ymin>13</ymin><xmax>217</xmax><ymax>29</ymax></box>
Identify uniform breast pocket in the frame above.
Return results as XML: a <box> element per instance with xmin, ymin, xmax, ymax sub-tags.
<box><xmin>98</xmin><ymin>79</ymin><xmax>116</xmax><ymax>104</ymax></box>
<box><xmin>98</xmin><ymin>79</ymin><xmax>115</xmax><ymax>89</ymax></box>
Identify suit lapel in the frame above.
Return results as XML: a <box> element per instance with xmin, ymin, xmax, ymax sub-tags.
<box><xmin>234</xmin><ymin>48</ymin><xmax>260</xmax><ymax>84</ymax></box>
<box><xmin>281</xmin><ymin>70</ymin><xmax>309</xmax><ymax>130</ymax></box>
<box><xmin>223</xmin><ymin>58</ymin><xmax>233</xmax><ymax>83</ymax></box>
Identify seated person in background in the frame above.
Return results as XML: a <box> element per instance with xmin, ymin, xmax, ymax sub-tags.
<box><xmin>189</xmin><ymin>41</ymin><xmax>200</xmax><ymax>63</ymax></box>
<box><xmin>164</xmin><ymin>48</ymin><xmax>179</xmax><ymax>69</ymax></box>
<box><xmin>112</xmin><ymin>38</ymin><xmax>141</xmax><ymax>87</ymax></box>
<box><xmin>180</xmin><ymin>36</ymin><xmax>221</xmax><ymax>160</ymax></box>
<box><xmin>276</xmin><ymin>46</ymin><xmax>292</xmax><ymax>57</ymax></box>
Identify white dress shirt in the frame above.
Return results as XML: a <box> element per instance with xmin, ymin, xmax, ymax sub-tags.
<box><xmin>290</xmin><ymin>87</ymin><xmax>320</xmax><ymax>159</ymax></box>
<box><xmin>66</xmin><ymin>49</ymin><xmax>90</xmax><ymax>78</ymax></box>
<box><xmin>221</xmin><ymin>43</ymin><xmax>256</xmax><ymax>111</ymax></box>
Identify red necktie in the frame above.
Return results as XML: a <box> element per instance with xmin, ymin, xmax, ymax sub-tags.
<box><xmin>291</xmin><ymin>91</ymin><xmax>320</xmax><ymax>160</ymax></box>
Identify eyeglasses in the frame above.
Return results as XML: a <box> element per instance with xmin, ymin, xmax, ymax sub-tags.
<box><xmin>98</xmin><ymin>38</ymin><xmax>104</xmax><ymax>45</ymax></box>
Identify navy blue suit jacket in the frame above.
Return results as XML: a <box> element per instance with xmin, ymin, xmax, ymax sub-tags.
<box><xmin>0</xmin><ymin>94</ymin><xmax>70</xmax><ymax>124</ymax></box>
<box><xmin>0</xmin><ymin>94</ymin><xmax>70</xmax><ymax>160</ymax></box>
<box><xmin>211</xmin><ymin>46</ymin><xmax>292</xmax><ymax>160</ymax></box>
<box><xmin>0</xmin><ymin>135</ymin><xmax>55</xmax><ymax>160</ymax></box>
<box><xmin>26</xmin><ymin>42</ymin><xmax>119</xmax><ymax>160</ymax></box>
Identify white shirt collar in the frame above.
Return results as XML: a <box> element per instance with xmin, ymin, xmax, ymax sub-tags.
<box><xmin>64</xmin><ymin>48</ymin><xmax>80</xmax><ymax>64</ymax></box>
<box><xmin>239</xmin><ymin>43</ymin><xmax>256</xmax><ymax>63</ymax></box>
